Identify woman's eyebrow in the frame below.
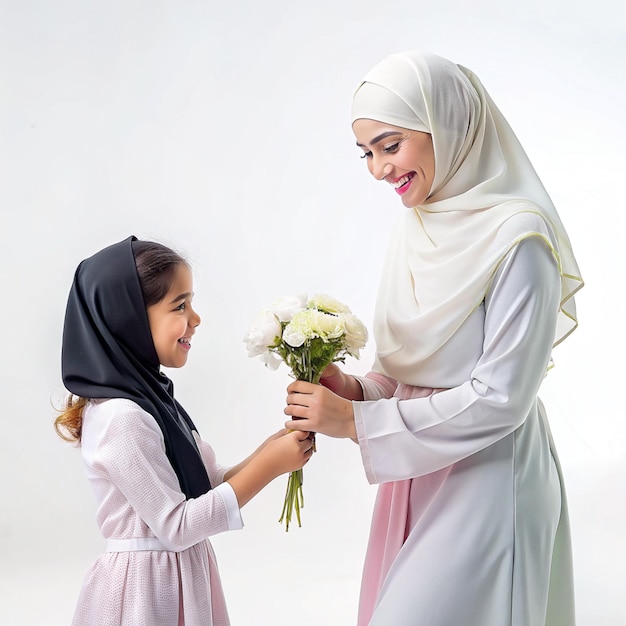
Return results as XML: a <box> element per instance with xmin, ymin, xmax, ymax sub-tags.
<box><xmin>356</xmin><ymin>130</ymin><xmax>403</xmax><ymax>148</ymax></box>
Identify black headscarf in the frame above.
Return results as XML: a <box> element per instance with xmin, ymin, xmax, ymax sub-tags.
<box><xmin>62</xmin><ymin>236</ymin><xmax>212</xmax><ymax>499</ymax></box>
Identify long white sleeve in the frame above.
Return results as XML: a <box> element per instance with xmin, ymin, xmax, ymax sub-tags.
<box><xmin>354</xmin><ymin>236</ymin><xmax>560</xmax><ymax>483</ymax></box>
<box><xmin>81</xmin><ymin>399</ymin><xmax>243</xmax><ymax>551</ymax></box>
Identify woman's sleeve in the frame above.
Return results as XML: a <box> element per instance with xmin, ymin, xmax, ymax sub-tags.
<box><xmin>90</xmin><ymin>405</ymin><xmax>243</xmax><ymax>551</ymax></box>
<box><xmin>356</xmin><ymin>371</ymin><xmax>399</xmax><ymax>400</ymax></box>
<box><xmin>354</xmin><ymin>236</ymin><xmax>560</xmax><ymax>483</ymax></box>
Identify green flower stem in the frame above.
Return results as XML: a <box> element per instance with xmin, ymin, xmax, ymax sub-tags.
<box><xmin>277</xmin><ymin>338</ymin><xmax>345</xmax><ymax>530</ymax></box>
<box><xmin>278</xmin><ymin>468</ymin><xmax>304</xmax><ymax>531</ymax></box>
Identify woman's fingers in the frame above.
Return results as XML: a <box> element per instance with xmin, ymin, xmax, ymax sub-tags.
<box><xmin>285</xmin><ymin>417</ymin><xmax>312</xmax><ymax>431</ymax></box>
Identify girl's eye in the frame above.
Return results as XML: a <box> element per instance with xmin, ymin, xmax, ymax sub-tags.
<box><xmin>174</xmin><ymin>302</ymin><xmax>186</xmax><ymax>311</ymax></box>
<box><xmin>360</xmin><ymin>151</ymin><xmax>372</xmax><ymax>159</ymax></box>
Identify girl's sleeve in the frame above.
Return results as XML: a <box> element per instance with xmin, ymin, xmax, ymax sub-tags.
<box><xmin>89</xmin><ymin>405</ymin><xmax>243</xmax><ymax>551</ymax></box>
<box><xmin>354</xmin><ymin>236</ymin><xmax>561</xmax><ymax>483</ymax></box>
<box><xmin>193</xmin><ymin>434</ymin><xmax>231</xmax><ymax>487</ymax></box>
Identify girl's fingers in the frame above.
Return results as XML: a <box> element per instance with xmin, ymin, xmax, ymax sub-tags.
<box><xmin>293</xmin><ymin>430</ymin><xmax>312</xmax><ymax>442</ymax></box>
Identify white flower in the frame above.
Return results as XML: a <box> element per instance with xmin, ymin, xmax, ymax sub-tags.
<box><xmin>281</xmin><ymin>310</ymin><xmax>312</xmax><ymax>347</ymax></box>
<box><xmin>315</xmin><ymin>310</ymin><xmax>345</xmax><ymax>340</ymax></box>
<box><xmin>342</xmin><ymin>313</ymin><xmax>368</xmax><ymax>357</ymax></box>
<box><xmin>307</xmin><ymin>293</ymin><xmax>351</xmax><ymax>315</ymax></box>
<box><xmin>282</xmin><ymin>309</ymin><xmax>346</xmax><ymax>347</ymax></box>
<box><xmin>270</xmin><ymin>294</ymin><xmax>308</xmax><ymax>323</ymax></box>
<box><xmin>243</xmin><ymin>309</ymin><xmax>282</xmax><ymax>356</ymax></box>
<box><xmin>260</xmin><ymin>351</ymin><xmax>283</xmax><ymax>370</ymax></box>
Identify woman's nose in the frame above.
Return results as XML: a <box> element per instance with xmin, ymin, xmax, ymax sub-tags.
<box><xmin>372</xmin><ymin>157</ymin><xmax>390</xmax><ymax>181</ymax></box>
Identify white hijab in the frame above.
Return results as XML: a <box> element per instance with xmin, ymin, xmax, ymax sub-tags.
<box><xmin>351</xmin><ymin>51</ymin><xmax>583</xmax><ymax>384</ymax></box>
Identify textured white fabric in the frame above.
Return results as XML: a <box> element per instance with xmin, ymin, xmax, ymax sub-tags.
<box><xmin>353</xmin><ymin>238</ymin><xmax>575</xmax><ymax>625</ymax></box>
<box><xmin>72</xmin><ymin>398</ymin><xmax>243</xmax><ymax>626</ymax></box>
<box><xmin>351</xmin><ymin>51</ymin><xmax>582</xmax><ymax>385</ymax></box>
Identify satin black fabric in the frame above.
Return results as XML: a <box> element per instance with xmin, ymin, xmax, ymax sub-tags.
<box><xmin>62</xmin><ymin>236</ymin><xmax>211</xmax><ymax>499</ymax></box>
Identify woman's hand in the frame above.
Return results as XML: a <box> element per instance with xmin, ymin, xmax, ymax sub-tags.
<box><xmin>284</xmin><ymin>381</ymin><xmax>357</xmax><ymax>439</ymax></box>
<box><xmin>318</xmin><ymin>364</ymin><xmax>365</xmax><ymax>401</ymax></box>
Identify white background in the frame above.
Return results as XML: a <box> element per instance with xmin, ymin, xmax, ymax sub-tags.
<box><xmin>1</xmin><ymin>1</ymin><xmax>625</xmax><ymax>624</ymax></box>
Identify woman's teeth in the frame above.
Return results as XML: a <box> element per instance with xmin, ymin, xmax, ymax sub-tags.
<box><xmin>392</xmin><ymin>173</ymin><xmax>414</xmax><ymax>188</ymax></box>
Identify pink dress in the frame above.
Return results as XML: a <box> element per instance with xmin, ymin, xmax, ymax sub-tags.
<box><xmin>72</xmin><ymin>398</ymin><xmax>243</xmax><ymax>626</ymax></box>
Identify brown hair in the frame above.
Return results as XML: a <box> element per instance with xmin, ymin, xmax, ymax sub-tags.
<box><xmin>54</xmin><ymin>240</ymin><xmax>188</xmax><ymax>443</ymax></box>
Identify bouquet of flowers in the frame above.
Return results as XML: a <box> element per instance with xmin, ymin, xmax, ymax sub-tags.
<box><xmin>243</xmin><ymin>293</ymin><xmax>368</xmax><ymax>530</ymax></box>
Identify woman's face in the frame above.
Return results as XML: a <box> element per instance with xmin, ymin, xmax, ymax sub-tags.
<box><xmin>353</xmin><ymin>119</ymin><xmax>435</xmax><ymax>208</ymax></box>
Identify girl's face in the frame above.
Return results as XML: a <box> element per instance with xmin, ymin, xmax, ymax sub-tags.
<box><xmin>352</xmin><ymin>119</ymin><xmax>435</xmax><ymax>208</ymax></box>
<box><xmin>147</xmin><ymin>264</ymin><xmax>201</xmax><ymax>369</ymax></box>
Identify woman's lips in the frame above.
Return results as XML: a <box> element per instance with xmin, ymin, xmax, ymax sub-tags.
<box><xmin>391</xmin><ymin>172</ymin><xmax>415</xmax><ymax>195</ymax></box>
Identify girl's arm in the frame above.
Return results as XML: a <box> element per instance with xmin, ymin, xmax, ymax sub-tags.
<box><xmin>221</xmin><ymin>430</ymin><xmax>288</xmax><ymax>481</ymax></box>
<box><xmin>225</xmin><ymin>430</ymin><xmax>312</xmax><ymax>507</ymax></box>
<box><xmin>223</xmin><ymin>429</ymin><xmax>313</xmax><ymax>507</ymax></box>
<box><xmin>196</xmin><ymin>428</ymin><xmax>312</xmax><ymax>507</ymax></box>
<box><xmin>88</xmin><ymin>405</ymin><xmax>312</xmax><ymax>550</ymax></box>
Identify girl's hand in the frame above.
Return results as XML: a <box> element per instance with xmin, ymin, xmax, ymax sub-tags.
<box><xmin>227</xmin><ymin>429</ymin><xmax>313</xmax><ymax>508</ymax></box>
<box><xmin>284</xmin><ymin>381</ymin><xmax>357</xmax><ymax>439</ymax></box>
<box><xmin>259</xmin><ymin>429</ymin><xmax>314</xmax><ymax>475</ymax></box>
<box><xmin>257</xmin><ymin>428</ymin><xmax>290</xmax><ymax>451</ymax></box>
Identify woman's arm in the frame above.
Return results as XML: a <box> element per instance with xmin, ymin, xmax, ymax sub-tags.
<box><xmin>318</xmin><ymin>363</ymin><xmax>365</xmax><ymax>400</ymax></box>
<box><xmin>287</xmin><ymin>236</ymin><xmax>560</xmax><ymax>482</ymax></box>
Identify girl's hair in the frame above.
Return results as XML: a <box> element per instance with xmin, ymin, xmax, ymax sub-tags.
<box><xmin>54</xmin><ymin>240</ymin><xmax>188</xmax><ymax>443</ymax></box>
<box><xmin>133</xmin><ymin>240</ymin><xmax>189</xmax><ymax>308</ymax></box>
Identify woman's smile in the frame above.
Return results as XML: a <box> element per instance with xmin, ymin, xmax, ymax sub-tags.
<box><xmin>390</xmin><ymin>172</ymin><xmax>416</xmax><ymax>194</ymax></box>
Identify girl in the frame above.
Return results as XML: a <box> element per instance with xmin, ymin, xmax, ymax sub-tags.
<box><xmin>56</xmin><ymin>236</ymin><xmax>314</xmax><ymax>625</ymax></box>
<box><xmin>285</xmin><ymin>51</ymin><xmax>582</xmax><ymax>625</ymax></box>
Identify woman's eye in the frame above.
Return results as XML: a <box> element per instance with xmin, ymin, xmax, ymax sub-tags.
<box><xmin>383</xmin><ymin>142</ymin><xmax>401</xmax><ymax>153</ymax></box>
<box><xmin>360</xmin><ymin>151</ymin><xmax>372</xmax><ymax>159</ymax></box>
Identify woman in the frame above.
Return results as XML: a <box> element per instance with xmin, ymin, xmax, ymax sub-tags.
<box><xmin>285</xmin><ymin>51</ymin><xmax>582</xmax><ymax>625</ymax></box>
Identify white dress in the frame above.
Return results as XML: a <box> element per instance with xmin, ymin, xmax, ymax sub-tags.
<box><xmin>353</xmin><ymin>237</ymin><xmax>575</xmax><ymax>626</ymax></box>
<box><xmin>72</xmin><ymin>398</ymin><xmax>243</xmax><ymax>626</ymax></box>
